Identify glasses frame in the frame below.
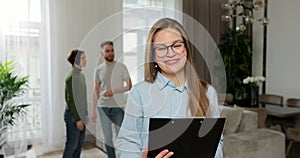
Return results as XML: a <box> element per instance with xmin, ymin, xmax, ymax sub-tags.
<box><xmin>153</xmin><ymin>41</ymin><xmax>186</xmax><ymax>58</ymax></box>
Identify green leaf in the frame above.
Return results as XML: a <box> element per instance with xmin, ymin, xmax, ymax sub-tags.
<box><xmin>218</xmin><ymin>28</ymin><xmax>252</xmax><ymax>99</ymax></box>
<box><xmin>0</xmin><ymin>61</ymin><xmax>30</xmax><ymax>149</ymax></box>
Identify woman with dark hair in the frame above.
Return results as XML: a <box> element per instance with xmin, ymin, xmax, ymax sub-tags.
<box><xmin>63</xmin><ymin>49</ymin><xmax>88</xmax><ymax>158</ymax></box>
<box><xmin>116</xmin><ymin>18</ymin><xmax>223</xmax><ymax>158</ymax></box>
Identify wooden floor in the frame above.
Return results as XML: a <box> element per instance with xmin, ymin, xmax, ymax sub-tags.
<box><xmin>6</xmin><ymin>141</ymin><xmax>300</xmax><ymax>158</ymax></box>
<box><xmin>5</xmin><ymin>143</ymin><xmax>107</xmax><ymax>158</ymax></box>
<box><xmin>39</xmin><ymin>144</ymin><xmax>300</xmax><ymax>158</ymax></box>
<box><xmin>38</xmin><ymin>143</ymin><xmax>106</xmax><ymax>158</ymax></box>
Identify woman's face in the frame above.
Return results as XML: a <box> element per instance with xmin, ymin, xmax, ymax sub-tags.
<box><xmin>79</xmin><ymin>53</ymin><xmax>87</xmax><ymax>68</ymax></box>
<box><xmin>153</xmin><ymin>28</ymin><xmax>187</xmax><ymax>76</ymax></box>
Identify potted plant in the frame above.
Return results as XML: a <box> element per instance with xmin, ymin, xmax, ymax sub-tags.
<box><xmin>218</xmin><ymin>28</ymin><xmax>252</xmax><ymax>103</ymax></box>
<box><xmin>0</xmin><ymin>61</ymin><xmax>30</xmax><ymax>155</ymax></box>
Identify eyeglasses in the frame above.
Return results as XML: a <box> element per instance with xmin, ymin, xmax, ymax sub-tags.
<box><xmin>153</xmin><ymin>41</ymin><xmax>186</xmax><ymax>57</ymax></box>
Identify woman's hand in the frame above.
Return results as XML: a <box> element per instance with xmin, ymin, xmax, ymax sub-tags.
<box><xmin>76</xmin><ymin>120</ymin><xmax>84</xmax><ymax>131</ymax></box>
<box><xmin>141</xmin><ymin>147</ymin><xmax>148</xmax><ymax>158</ymax></box>
<box><xmin>142</xmin><ymin>147</ymin><xmax>174</xmax><ymax>158</ymax></box>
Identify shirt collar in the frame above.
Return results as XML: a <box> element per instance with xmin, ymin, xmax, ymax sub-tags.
<box><xmin>155</xmin><ymin>72</ymin><xmax>189</xmax><ymax>93</ymax></box>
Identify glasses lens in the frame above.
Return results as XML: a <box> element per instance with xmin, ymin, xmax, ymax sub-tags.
<box><xmin>172</xmin><ymin>42</ymin><xmax>185</xmax><ymax>53</ymax></box>
<box><xmin>154</xmin><ymin>41</ymin><xmax>185</xmax><ymax>57</ymax></box>
<box><xmin>154</xmin><ymin>46</ymin><xmax>168</xmax><ymax>57</ymax></box>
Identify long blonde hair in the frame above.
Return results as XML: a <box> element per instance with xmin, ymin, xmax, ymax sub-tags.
<box><xmin>144</xmin><ymin>18</ymin><xmax>210</xmax><ymax>117</ymax></box>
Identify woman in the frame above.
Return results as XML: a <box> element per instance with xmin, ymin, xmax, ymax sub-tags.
<box><xmin>63</xmin><ymin>49</ymin><xmax>89</xmax><ymax>158</ymax></box>
<box><xmin>116</xmin><ymin>18</ymin><xmax>222</xmax><ymax>158</ymax></box>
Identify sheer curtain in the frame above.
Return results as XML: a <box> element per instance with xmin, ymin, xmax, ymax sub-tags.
<box><xmin>0</xmin><ymin>0</ymin><xmax>54</xmax><ymax>156</ymax></box>
<box><xmin>0</xmin><ymin>0</ymin><xmax>41</xmax><ymax>156</ymax></box>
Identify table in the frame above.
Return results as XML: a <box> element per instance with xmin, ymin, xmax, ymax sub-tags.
<box><xmin>266</xmin><ymin>105</ymin><xmax>300</xmax><ymax>118</ymax></box>
<box><xmin>266</xmin><ymin>105</ymin><xmax>300</xmax><ymax>133</ymax></box>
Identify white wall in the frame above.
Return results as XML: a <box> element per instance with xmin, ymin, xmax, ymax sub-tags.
<box><xmin>47</xmin><ymin>0</ymin><xmax>122</xmax><ymax>149</ymax></box>
<box><xmin>253</xmin><ymin>0</ymin><xmax>300</xmax><ymax>103</ymax></box>
<box><xmin>46</xmin><ymin>0</ymin><xmax>183</xmax><ymax>151</ymax></box>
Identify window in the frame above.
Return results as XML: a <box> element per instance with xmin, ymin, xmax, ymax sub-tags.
<box><xmin>122</xmin><ymin>0</ymin><xmax>182</xmax><ymax>84</ymax></box>
<box><xmin>0</xmin><ymin>0</ymin><xmax>42</xmax><ymax>143</ymax></box>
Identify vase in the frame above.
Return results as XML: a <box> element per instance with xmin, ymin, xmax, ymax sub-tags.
<box><xmin>250</xmin><ymin>85</ymin><xmax>259</xmax><ymax>107</ymax></box>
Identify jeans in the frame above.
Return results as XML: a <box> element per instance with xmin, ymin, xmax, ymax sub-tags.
<box><xmin>98</xmin><ymin>107</ymin><xmax>124</xmax><ymax>158</ymax></box>
<box><xmin>63</xmin><ymin>110</ymin><xmax>86</xmax><ymax>158</ymax></box>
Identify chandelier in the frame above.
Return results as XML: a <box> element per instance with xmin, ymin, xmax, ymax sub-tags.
<box><xmin>221</xmin><ymin>0</ymin><xmax>269</xmax><ymax>31</ymax></box>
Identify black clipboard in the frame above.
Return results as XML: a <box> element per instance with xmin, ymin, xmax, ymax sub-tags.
<box><xmin>148</xmin><ymin>117</ymin><xmax>225</xmax><ymax>158</ymax></box>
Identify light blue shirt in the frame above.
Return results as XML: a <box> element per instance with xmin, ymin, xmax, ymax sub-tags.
<box><xmin>116</xmin><ymin>72</ymin><xmax>223</xmax><ymax>158</ymax></box>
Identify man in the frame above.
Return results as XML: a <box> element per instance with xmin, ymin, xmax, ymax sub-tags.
<box><xmin>92</xmin><ymin>41</ymin><xmax>132</xmax><ymax>158</ymax></box>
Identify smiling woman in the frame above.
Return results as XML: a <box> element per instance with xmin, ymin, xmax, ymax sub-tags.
<box><xmin>116</xmin><ymin>18</ymin><xmax>223</xmax><ymax>158</ymax></box>
<box><xmin>152</xmin><ymin>29</ymin><xmax>187</xmax><ymax>86</ymax></box>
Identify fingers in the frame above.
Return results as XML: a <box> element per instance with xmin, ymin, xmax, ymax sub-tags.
<box><xmin>141</xmin><ymin>146</ymin><xmax>148</xmax><ymax>158</ymax></box>
<box><xmin>76</xmin><ymin>121</ymin><xmax>84</xmax><ymax>131</ymax></box>
<box><xmin>104</xmin><ymin>93</ymin><xmax>112</xmax><ymax>97</ymax></box>
<box><xmin>77</xmin><ymin>126</ymin><xmax>83</xmax><ymax>131</ymax></box>
<box><xmin>142</xmin><ymin>148</ymin><xmax>174</xmax><ymax>158</ymax></box>
<box><xmin>155</xmin><ymin>149</ymin><xmax>174</xmax><ymax>158</ymax></box>
<box><xmin>104</xmin><ymin>90</ymin><xmax>113</xmax><ymax>97</ymax></box>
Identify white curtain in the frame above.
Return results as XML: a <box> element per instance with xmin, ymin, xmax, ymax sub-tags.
<box><xmin>0</xmin><ymin>0</ymin><xmax>53</xmax><ymax>157</ymax></box>
<box><xmin>1</xmin><ymin>0</ymin><xmax>184</xmax><ymax>157</ymax></box>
